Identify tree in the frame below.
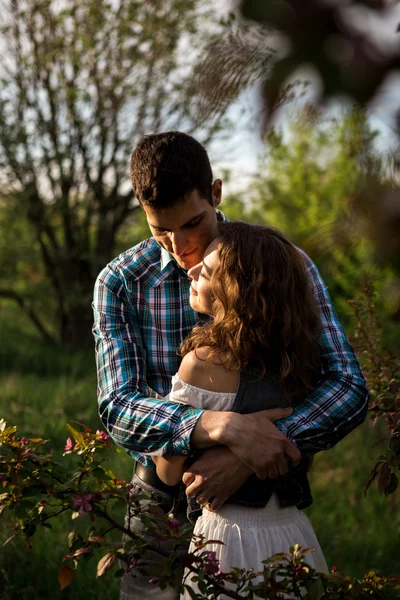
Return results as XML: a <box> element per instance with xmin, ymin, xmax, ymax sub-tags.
<box><xmin>227</xmin><ymin>107</ymin><xmax>396</xmax><ymax>324</ymax></box>
<box><xmin>194</xmin><ymin>0</ymin><xmax>400</xmax><ymax>288</ymax></box>
<box><xmin>0</xmin><ymin>0</ymin><xmax>226</xmax><ymax>348</ymax></box>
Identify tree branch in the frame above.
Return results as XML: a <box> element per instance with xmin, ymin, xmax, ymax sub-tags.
<box><xmin>0</xmin><ymin>288</ymin><xmax>56</xmax><ymax>345</ymax></box>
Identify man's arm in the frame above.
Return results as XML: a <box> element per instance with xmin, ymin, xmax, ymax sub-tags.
<box><xmin>93</xmin><ymin>263</ymin><xmax>204</xmax><ymax>457</ymax></box>
<box><xmin>273</xmin><ymin>251</ymin><xmax>369</xmax><ymax>454</ymax></box>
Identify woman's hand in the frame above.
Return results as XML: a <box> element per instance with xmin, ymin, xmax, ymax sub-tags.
<box><xmin>183</xmin><ymin>446</ymin><xmax>252</xmax><ymax>511</ymax></box>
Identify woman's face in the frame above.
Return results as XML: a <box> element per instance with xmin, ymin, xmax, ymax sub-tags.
<box><xmin>187</xmin><ymin>238</ymin><xmax>219</xmax><ymax>314</ymax></box>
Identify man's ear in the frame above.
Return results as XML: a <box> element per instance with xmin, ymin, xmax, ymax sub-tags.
<box><xmin>212</xmin><ymin>179</ymin><xmax>222</xmax><ymax>208</ymax></box>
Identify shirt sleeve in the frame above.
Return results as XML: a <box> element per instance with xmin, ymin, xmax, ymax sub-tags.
<box><xmin>274</xmin><ymin>251</ymin><xmax>369</xmax><ymax>454</ymax></box>
<box><xmin>92</xmin><ymin>264</ymin><xmax>204</xmax><ymax>457</ymax></box>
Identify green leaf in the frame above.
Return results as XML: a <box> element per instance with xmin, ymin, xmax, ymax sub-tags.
<box><xmin>68</xmin><ymin>530</ymin><xmax>84</xmax><ymax>551</ymax></box>
<box><xmin>66</xmin><ymin>424</ymin><xmax>85</xmax><ymax>447</ymax></box>
<box><xmin>92</xmin><ymin>467</ymin><xmax>110</xmax><ymax>482</ymax></box>
<box><xmin>384</xmin><ymin>472</ymin><xmax>398</xmax><ymax>496</ymax></box>
<box><xmin>114</xmin><ymin>568</ymin><xmax>125</xmax><ymax>578</ymax></box>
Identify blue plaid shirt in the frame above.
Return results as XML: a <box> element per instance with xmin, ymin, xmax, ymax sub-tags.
<box><xmin>93</xmin><ymin>235</ymin><xmax>368</xmax><ymax>468</ymax></box>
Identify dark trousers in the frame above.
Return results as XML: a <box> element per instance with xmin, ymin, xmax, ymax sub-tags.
<box><xmin>120</xmin><ymin>472</ymin><xmax>191</xmax><ymax>600</ymax></box>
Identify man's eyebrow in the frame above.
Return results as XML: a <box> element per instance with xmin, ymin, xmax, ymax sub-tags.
<box><xmin>149</xmin><ymin>212</ymin><xmax>205</xmax><ymax>231</ymax></box>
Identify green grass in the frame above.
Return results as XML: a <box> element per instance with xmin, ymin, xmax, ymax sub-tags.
<box><xmin>0</xmin><ymin>306</ymin><xmax>399</xmax><ymax>599</ymax></box>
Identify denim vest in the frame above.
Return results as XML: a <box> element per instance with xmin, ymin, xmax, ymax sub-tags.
<box><xmin>187</xmin><ymin>365</ymin><xmax>313</xmax><ymax>524</ymax></box>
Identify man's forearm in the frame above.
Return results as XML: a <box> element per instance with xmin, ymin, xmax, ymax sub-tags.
<box><xmin>191</xmin><ymin>407</ymin><xmax>300</xmax><ymax>479</ymax></box>
<box><xmin>99</xmin><ymin>389</ymin><xmax>204</xmax><ymax>456</ymax></box>
<box><xmin>190</xmin><ymin>410</ymin><xmax>238</xmax><ymax>449</ymax></box>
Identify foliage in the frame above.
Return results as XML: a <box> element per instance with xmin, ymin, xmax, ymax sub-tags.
<box><xmin>0</xmin><ymin>0</ymin><xmax>227</xmax><ymax>348</ymax></box>
<box><xmin>196</xmin><ymin>1</ymin><xmax>400</xmax><ymax>288</ymax></box>
<box><xmin>348</xmin><ymin>278</ymin><xmax>400</xmax><ymax>498</ymax></box>
<box><xmin>238</xmin><ymin>1</ymin><xmax>400</xmax><ymax>124</ymax></box>
<box><xmin>1</xmin><ymin>420</ymin><xmax>399</xmax><ymax>599</ymax></box>
<box><xmin>224</xmin><ymin>108</ymin><xmax>398</xmax><ymax>325</ymax></box>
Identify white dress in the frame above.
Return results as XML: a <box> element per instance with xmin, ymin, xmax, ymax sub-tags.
<box><xmin>167</xmin><ymin>374</ymin><xmax>328</xmax><ymax>599</ymax></box>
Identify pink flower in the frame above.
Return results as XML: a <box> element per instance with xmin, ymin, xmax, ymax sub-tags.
<box><xmin>203</xmin><ymin>551</ymin><xmax>219</xmax><ymax>575</ymax></box>
<box><xmin>295</xmin><ymin>566</ymin><xmax>303</xmax><ymax>575</ymax></box>
<box><xmin>21</xmin><ymin>437</ymin><xmax>29</xmax><ymax>446</ymax></box>
<box><xmin>72</xmin><ymin>493</ymin><xmax>93</xmax><ymax>516</ymax></box>
<box><xmin>64</xmin><ymin>438</ymin><xmax>74</xmax><ymax>452</ymax></box>
<box><xmin>96</xmin><ymin>430</ymin><xmax>110</xmax><ymax>441</ymax></box>
<box><xmin>331</xmin><ymin>566</ymin><xmax>338</xmax><ymax>573</ymax></box>
<box><xmin>148</xmin><ymin>578</ymin><xmax>159</xmax><ymax>584</ymax></box>
<box><xmin>169</xmin><ymin>519</ymin><xmax>180</xmax><ymax>529</ymax></box>
<box><xmin>39</xmin><ymin>500</ymin><xmax>47</xmax><ymax>507</ymax></box>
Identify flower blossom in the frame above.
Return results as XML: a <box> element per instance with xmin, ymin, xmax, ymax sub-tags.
<box><xmin>169</xmin><ymin>518</ymin><xmax>180</xmax><ymax>529</ymax></box>
<box><xmin>64</xmin><ymin>438</ymin><xmax>74</xmax><ymax>452</ymax></box>
<box><xmin>96</xmin><ymin>430</ymin><xmax>110</xmax><ymax>441</ymax></box>
<box><xmin>72</xmin><ymin>493</ymin><xmax>93</xmax><ymax>516</ymax></box>
<box><xmin>203</xmin><ymin>551</ymin><xmax>219</xmax><ymax>575</ymax></box>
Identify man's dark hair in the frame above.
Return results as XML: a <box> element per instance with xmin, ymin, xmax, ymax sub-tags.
<box><xmin>130</xmin><ymin>131</ymin><xmax>214</xmax><ymax>208</ymax></box>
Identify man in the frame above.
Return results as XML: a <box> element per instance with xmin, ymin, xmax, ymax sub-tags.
<box><xmin>93</xmin><ymin>131</ymin><xmax>368</xmax><ymax>598</ymax></box>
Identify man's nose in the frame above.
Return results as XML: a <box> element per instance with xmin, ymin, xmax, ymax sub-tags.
<box><xmin>171</xmin><ymin>231</ymin><xmax>187</xmax><ymax>255</ymax></box>
<box><xmin>187</xmin><ymin>262</ymin><xmax>201</xmax><ymax>280</ymax></box>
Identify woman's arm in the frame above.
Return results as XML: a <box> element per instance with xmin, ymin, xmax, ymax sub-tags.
<box><xmin>153</xmin><ymin>348</ymin><xmax>238</xmax><ymax>486</ymax></box>
<box><xmin>152</xmin><ymin>455</ymin><xmax>187</xmax><ymax>486</ymax></box>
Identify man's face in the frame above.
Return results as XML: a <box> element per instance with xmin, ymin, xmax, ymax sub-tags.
<box><xmin>143</xmin><ymin>183</ymin><xmax>221</xmax><ymax>270</ymax></box>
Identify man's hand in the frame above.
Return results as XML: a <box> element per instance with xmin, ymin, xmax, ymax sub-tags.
<box><xmin>191</xmin><ymin>407</ymin><xmax>301</xmax><ymax>480</ymax></box>
<box><xmin>182</xmin><ymin>446</ymin><xmax>252</xmax><ymax>511</ymax></box>
<box><xmin>225</xmin><ymin>408</ymin><xmax>301</xmax><ymax>479</ymax></box>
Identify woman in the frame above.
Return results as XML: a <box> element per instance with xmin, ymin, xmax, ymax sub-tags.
<box><xmin>152</xmin><ymin>222</ymin><xmax>327</xmax><ymax>595</ymax></box>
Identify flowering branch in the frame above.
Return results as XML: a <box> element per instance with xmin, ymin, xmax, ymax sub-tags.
<box><xmin>1</xmin><ymin>420</ymin><xmax>399</xmax><ymax>598</ymax></box>
<box><xmin>348</xmin><ymin>276</ymin><xmax>400</xmax><ymax>497</ymax></box>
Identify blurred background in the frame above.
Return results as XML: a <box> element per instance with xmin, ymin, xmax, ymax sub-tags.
<box><xmin>0</xmin><ymin>0</ymin><xmax>399</xmax><ymax>597</ymax></box>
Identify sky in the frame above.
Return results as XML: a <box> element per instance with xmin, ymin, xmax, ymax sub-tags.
<box><xmin>210</xmin><ymin>1</ymin><xmax>400</xmax><ymax>195</ymax></box>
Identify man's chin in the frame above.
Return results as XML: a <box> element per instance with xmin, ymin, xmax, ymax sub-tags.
<box><xmin>176</xmin><ymin>252</ymin><xmax>201</xmax><ymax>270</ymax></box>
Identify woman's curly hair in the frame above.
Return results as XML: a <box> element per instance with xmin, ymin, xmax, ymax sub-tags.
<box><xmin>180</xmin><ymin>222</ymin><xmax>322</xmax><ymax>399</ymax></box>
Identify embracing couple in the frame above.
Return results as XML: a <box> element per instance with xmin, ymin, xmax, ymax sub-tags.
<box><xmin>92</xmin><ymin>131</ymin><xmax>368</xmax><ymax>599</ymax></box>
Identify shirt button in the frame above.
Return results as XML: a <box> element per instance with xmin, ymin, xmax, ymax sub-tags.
<box><xmin>326</xmin><ymin>444</ymin><xmax>331</xmax><ymax>448</ymax></box>
<box><xmin>181</xmin><ymin>450</ymin><xmax>188</xmax><ymax>456</ymax></box>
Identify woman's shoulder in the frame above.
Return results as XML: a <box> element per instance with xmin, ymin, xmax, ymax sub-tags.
<box><xmin>178</xmin><ymin>348</ymin><xmax>239</xmax><ymax>394</ymax></box>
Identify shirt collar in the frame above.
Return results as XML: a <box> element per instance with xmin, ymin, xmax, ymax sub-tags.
<box><xmin>160</xmin><ymin>247</ymin><xmax>173</xmax><ymax>271</ymax></box>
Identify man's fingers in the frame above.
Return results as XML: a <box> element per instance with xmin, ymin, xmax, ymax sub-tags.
<box><xmin>182</xmin><ymin>471</ymin><xmax>195</xmax><ymax>486</ymax></box>
<box><xmin>284</xmin><ymin>442</ymin><xmax>301</xmax><ymax>467</ymax></box>
<box><xmin>195</xmin><ymin>495</ymin><xmax>209</xmax><ymax>506</ymax></box>
<box><xmin>207</xmin><ymin>496</ymin><xmax>224</xmax><ymax>511</ymax></box>
<box><xmin>255</xmin><ymin>467</ymin><xmax>268</xmax><ymax>480</ymax></box>
<box><xmin>276</xmin><ymin>454</ymin><xmax>289</xmax><ymax>477</ymax></box>
<box><xmin>266</xmin><ymin>464</ymin><xmax>279</xmax><ymax>480</ymax></box>
<box><xmin>185</xmin><ymin>482</ymin><xmax>200</xmax><ymax>498</ymax></box>
<box><xmin>261</xmin><ymin>407</ymin><xmax>294</xmax><ymax>422</ymax></box>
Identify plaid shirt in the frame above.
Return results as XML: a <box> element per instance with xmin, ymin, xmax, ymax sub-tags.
<box><xmin>93</xmin><ymin>235</ymin><xmax>368</xmax><ymax>468</ymax></box>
